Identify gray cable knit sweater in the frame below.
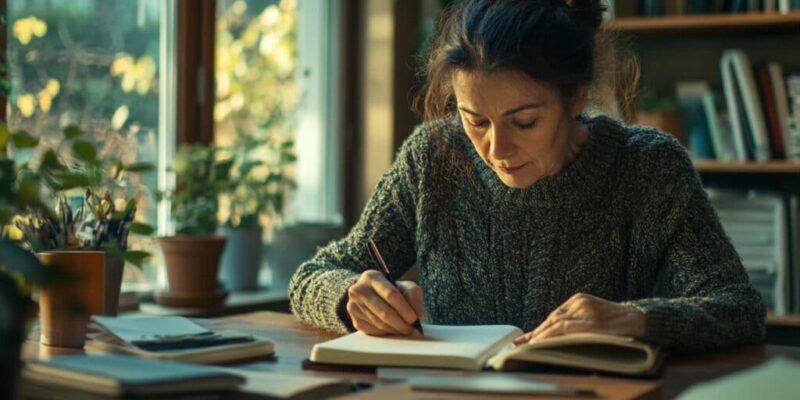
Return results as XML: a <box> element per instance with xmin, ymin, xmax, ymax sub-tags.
<box><xmin>289</xmin><ymin>115</ymin><xmax>766</xmax><ymax>352</ymax></box>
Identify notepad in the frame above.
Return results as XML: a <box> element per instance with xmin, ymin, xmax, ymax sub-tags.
<box><xmin>309</xmin><ymin>324</ymin><xmax>663</xmax><ymax>376</ymax></box>
<box><xmin>21</xmin><ymin>354</ymin><xmax>245</xmax><ymax>397</ymax></box>
<box><xmin>86</xmin><ymin>316</ymin><xmax>274</xmax><ymax>364</ymax></box>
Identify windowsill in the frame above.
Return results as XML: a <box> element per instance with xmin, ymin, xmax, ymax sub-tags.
<box><xmin>121</xmin><ymin>286</ymin><xmax>290</xmax><ymax>318</ymax></box>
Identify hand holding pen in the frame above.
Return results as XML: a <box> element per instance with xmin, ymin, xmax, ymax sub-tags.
<box><xmin>343</xmin><ymin>239</ymin><xmax>425</xmax><ymax>336</ymax></box>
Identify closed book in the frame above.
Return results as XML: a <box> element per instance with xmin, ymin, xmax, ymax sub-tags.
<box><xmin>21</xmin><ymin>354</ymin><xmax>245</xmax><ymax>398</ymax></box>
<box><xmin>85</xmin><ymin>316</ymin><xmax>275</xmax><ymax>364</ymax></box>
<box><xmin>768</xmin><ymin>63</ymin><xmax>795</xmax><ymax>160</ymax></box>
<box><xmin>721</xmin><ymin>51</ymin><xmax>749</xmax><ymax>161</ymax></box>
<box><xmin>754</xmin><ymin>63</ymin><xmax>785</xmax><ymax>158</ymax></box>
<box><xmin>308</xmin><ymin>325</ymin><xmax>663</xmax><ymax>377</ymax></box>
<box><xmin>729</xmin><ymin>50</ymin><xmax>772</xmax><ymax>161</ymax></box>
<box><xmin>702</xmin><ymin>90</ymin><xmax>734</xmax><ymax>161</ymax></box>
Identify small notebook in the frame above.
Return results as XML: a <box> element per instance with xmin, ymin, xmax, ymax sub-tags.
<box><xmin>86</xmin><ymin>316</ymin><xmax>274</xmax><ymax>364</ymax></box>
<box><xmin>222</xmin><ymin>368</ymin><xmax>354</xmax><ymax>400</ymax></box>
<box><xmin>309</xmin><ymin>324</ymin><xmax>663</xmax><ymax>376</ymax></box>
<box><xmin>21</xmin><ymin>354</ymin><xmax>245</xmax><ymax>397</ymax></box>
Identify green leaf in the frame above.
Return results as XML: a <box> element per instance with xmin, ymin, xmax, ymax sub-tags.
<box><xmin>72</xmin><ymin>140</ymin><xmax>97</xmax><ymax>163</ymax></box>
<box><xmin>53</xmin><ymin>172</ymin><xmax>91</xmax><ymax>190</ymax></box>
<box><xmin>0</xmin><ymin>239</ymin><xmax>47</xmax><ymax>283</ymax></box>
<box><xmin>123</xmin><ymin>162</ymin><xmax>155</xmax><ymax>173</ymax></box>
<box><xmin>128</xmin><ymin>222</ymin><xmax>155</xmax><ymax>236</ymax></box>
<box><xmin>123</xmin><ymin>250</ymin><xmax>151</xmax><ymax>268</ymax></box>
<box><xmin>63</xmin><ymin>125</ymin><xmax>85</xmax><ymax>139</ymax></box>
<box><xmin>11</xmin><ymin>131</ymin><xmax>39</xmax><ymax>149</ymax></box>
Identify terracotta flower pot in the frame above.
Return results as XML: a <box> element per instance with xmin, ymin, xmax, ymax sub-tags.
<box><xmin>157</xmin><ymin>236</ymin><xmax>227</xmax><ymax>294</ymax></box>
<box><xmin>37</xmin><ymin>250</ymin><xmax>105</xmax><ymax>348</ymax></box>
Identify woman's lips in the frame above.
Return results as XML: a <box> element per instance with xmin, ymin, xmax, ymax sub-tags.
<box><xmin>496</xmin><ymin>163</ymin><xmax>528</xmax><ymax>175</ymax></box>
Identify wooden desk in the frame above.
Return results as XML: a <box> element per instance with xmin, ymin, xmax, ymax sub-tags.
<box><xmin>21</xmin><ymin>311</ymin><xmax>800</xmax><ymax>399</ymax></box>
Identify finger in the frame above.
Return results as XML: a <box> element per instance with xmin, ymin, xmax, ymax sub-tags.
<box><xmin>348</xmin><ymin>286</ymin><xmax>404</xmax><ymax>335</ymax></box>
<box><xmin>352</xmin><ymin>299</ymin><xmax>402</xmax><ymax>335</ymax></box>
<box><xmin>396</xmin><ymin>281</ymin><xmax>425</xmax><ymax>318</ymax></box>
<box><xmin>370</xmin><ymin>276</ymin><xmax>419</xmax><ymax>326</ymax></box>
<box><xmin>361</xmin><ymin>291</ymin><xmax>414</xmax><ymax>335</ymax></box>
<box><xmin>531</xmin><ymin>305</ymin><xmax>571</xmax><ymax>337</ymax></box>
<box><xmin>530</xmin><ymin>318</ymin><xmax>593</xmax><ymax>343</ymax></box>
<box><xmin>513</xmin><ymin>332</ymin><xmax>533</xmax><ymax>346</ymax></box>
<box><xmin>350</xmin><ymin>309</ymin><xmax>384</xmax><ymax>336</ymax></box>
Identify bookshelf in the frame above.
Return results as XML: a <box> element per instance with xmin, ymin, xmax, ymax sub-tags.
<box><xmin>611</xmin><ymin>9</ymin><xmax>800</xmax><ymax>324</ymax></box>
<box><xmin>607</xmin><ymin>12</ymin><xmax>800</xmax><ymax>33</ymax></box>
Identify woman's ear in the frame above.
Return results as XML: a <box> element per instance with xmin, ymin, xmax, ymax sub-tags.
<box><xmin>570</xmin><ymin>85</ymin><xmax>590</xmax><ymax>118</ymax></box>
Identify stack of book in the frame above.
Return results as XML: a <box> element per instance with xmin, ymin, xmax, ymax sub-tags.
<box><xmin>708</xmin><ymin>189</ymin><xmax>800</xmax><ymax>314</ymax></box>
<box><xmin>678</xmin><ymin>50</ymin><xmax>800</xmax><ymax>162</ymax></box>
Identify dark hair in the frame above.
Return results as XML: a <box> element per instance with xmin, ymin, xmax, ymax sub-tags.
<box><xmin>416</xmin><ymin>0</ymin><xmax>639</xmax><ymax>123</ymax></box>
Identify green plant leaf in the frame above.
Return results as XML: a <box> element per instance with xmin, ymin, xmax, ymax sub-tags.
<box><xmin>128</xmin><ymin>222</ymin><xmax>155</xmax><ymax>235</ymax></box>
<box><xmin>0</xmin><ymin>239</ymin><xmax>47</xmax><ymax>283</ymax></box>
<box><xmin>124</xmin><ymin>250</ymin><xmax>151</xmax><ymax>268</ymax></box>
<box><xmin>53</xmin><ymin>172</ymin><xmax>91</xmax><ymax>190</ymax></box>
<box><xmin>72</xmin><ymin>140</ymin><xmax>97</xmax><ymax>163</ymax></box>
<box><xmin>11</xmin><ymin>131</ymin><xmax>39</xmax><ymax>149</ymax></box>
<box><xmin>124</xmin><ymin>162</ymin><xmax>155</xmax><ymax>173</ymax></box>
<box><xmin>63</xmin><ymin>125</ymin><xmax>85</xmax><ymax>139</ymax></box>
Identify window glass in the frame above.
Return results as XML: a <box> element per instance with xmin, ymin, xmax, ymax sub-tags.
<box><xmin>7</xmin><ymin>0</ymin><xmax>164</xmax><ymax>288</ymax></box>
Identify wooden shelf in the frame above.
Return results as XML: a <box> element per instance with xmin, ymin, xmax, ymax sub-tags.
<box><xmin>606</xmin><ymin>12</ymin><xmax>800</xmax><ymax>34</ymax></box>
<box><xmin>768</xmin><ymin>313</ymin><xmax>800</xmax><ymax>327</ymax></box>
<box><xmin>693</xmin><ymin>160</ymin><xmax>800</xmax><ymax>173</ymax></box>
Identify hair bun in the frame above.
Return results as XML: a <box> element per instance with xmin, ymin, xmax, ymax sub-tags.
<box><xmin>564</xmin><ymin>0</ymin><xmax>605</xmax><ymax>32</ymax></box>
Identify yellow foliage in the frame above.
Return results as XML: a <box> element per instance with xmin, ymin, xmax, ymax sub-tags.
<box><xmin>17</xmin><ymin>94</ymin><xmax>37</xmax><ymax>117</ymax></box>
<box><xmin>112</xmin><ymin>105</ymin><xmax>130</xmax><ymax>130</ymax></box>
<box><xmin>37</xmin><ymin>91</ymin><xmax>52</xmax><ymax>112</ymax></box>
<box><xmin>45</xmin><ymin>79</ymin><xmax>60</xmax><ymax>96</ymax></box>
<box><xmin>12</xmin><ymin>16</ymin><xmax>47</xmax><ymax>45</ymax></box>
<box><xmin>111</xmin><ymin>53</ymin><xmax>155</xmax><ymax>95</ymax></box>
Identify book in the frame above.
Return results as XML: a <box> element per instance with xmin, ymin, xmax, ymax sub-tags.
<box><xmin>755</xmin><ymin>62</ymin><xmax>785</xmax><ymax>158</ymax></box>
<box><xmin>729</xmin><ymin>50</ymin><xmax>772</xmax><ymax>161</ymax></box>
<box><xmin>768</xmin><ymin>63</ymin><xmax>794</xmax><ymax>161</ymax></box>
<box><xmin>308</xmin><ymin>324</ymin><xmax>663</xmax><ymax>376</ymax></box>
<box><xmin>85</xmin><ymin>316</ymin><xmax>275</xmax><ymax>364</ymax></box>
<box><xmin>678</xmin><ymin>357</ymin><xmax>800</xmax><ymax>399</ymax></box>
<box><xmin>721</xmin><ymin>51</ymin><xmax>749</xmax><ymax>161</ymax></box>
<box><xmin>222</xmin><ymin>368</ymin><xmax>354</xmax><ymax>400</ymax></box>
<box><xmin>21</xmin><ymin>354</ymin><xmax>245</xmax><ymax>398</ymax></box>
<box><xmin>702</xmin><ymin>89</ymin><xmax>734</xmax><ymax>161</ymax></box>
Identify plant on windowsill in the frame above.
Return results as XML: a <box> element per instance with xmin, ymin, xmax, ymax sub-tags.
<box><xmin>156</xmin><ymin>143</ymin><xmax>234</xmax><ymax>307</ymax></box>
<box><xmin>13</xmin><ymin>125</ymin><xmax>154</xmax><ymax>318</ymax></box>
<box><xmin>217</xmin><ymin>131</ymin><xmax>296</xmax><ymax>291</ymax></box>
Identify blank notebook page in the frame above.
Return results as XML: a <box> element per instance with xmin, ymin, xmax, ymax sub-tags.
<box><xmin>314</xmin><ymin>324</ymin><xmax>522</xmax><ymax>360</ymax></box>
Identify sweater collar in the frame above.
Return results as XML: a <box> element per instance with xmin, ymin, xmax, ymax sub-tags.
<box><xmin>462</xmin><ymin>114</ymin><xmax>628</xmax><ymax>209</ymax></box>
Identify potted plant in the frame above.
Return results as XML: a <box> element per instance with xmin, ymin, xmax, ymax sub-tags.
<box><xmin>8</xmin><ymin>125</ymin><xmax>154</xmax><ymax>348</ymax></box>
<box><xmin>156</xmin><ymin>143</ymin><xmax>233</xmax><ymax>306</ymax></box>
<box><xmin>218</xmin><ymin>132</ymin><xmax>296</xmax><ymax>291</ymax></box>
<box><xmin>634</xmin><ymin>87</ymin><xmax>683</xmax><ymax>144</ymax></box>
<box><xmin>14</xmin><ymin>125</ymin><xmax>154</xmax><ymax>317</ymax></box>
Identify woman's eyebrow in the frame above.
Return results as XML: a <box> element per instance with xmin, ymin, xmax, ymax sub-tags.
<box><xmin>458</xmin><ymin>103</ymin><xmax>544</xmax><ymax>117</ymax></box>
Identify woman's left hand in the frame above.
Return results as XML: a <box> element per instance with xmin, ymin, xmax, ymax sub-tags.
<box><xmin>513</xmin><ymin>293</ymin><xmax>646</xmax><ymax>345</ymax></box>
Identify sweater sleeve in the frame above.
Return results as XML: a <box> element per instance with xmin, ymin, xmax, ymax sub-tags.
<box><xmin>624</xmin><ymin>137</ymin><xmax>766</xmax><ymax>352</ymax></box>
<box><xmin>288</xmin><ymin>128</ymin><xmax>429</xmax><ymax>333</ymax></box>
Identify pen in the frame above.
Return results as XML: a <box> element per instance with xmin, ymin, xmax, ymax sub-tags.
<box><xmin>367</xmin><ymin>239</ymin><xmax>424</xmax><ymax>335</ymax></box>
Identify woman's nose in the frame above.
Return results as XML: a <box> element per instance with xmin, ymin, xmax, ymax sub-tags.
<box><xmin>489</xmin><ymin>126</ymin><xmax>515</xmax><ymax>160</ymax></box>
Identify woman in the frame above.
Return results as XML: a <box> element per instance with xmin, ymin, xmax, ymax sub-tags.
<box><xmin>289</xmin><ymin>0</ymin><xmax>765</xmax><ymax>352</ymax></box>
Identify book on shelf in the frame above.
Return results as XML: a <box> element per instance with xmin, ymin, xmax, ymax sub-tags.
<box><xmin>787</xmin><ymin>73</ymin><xmax>800</xmax><ymax>160</ymax></box>
<box><xmin>677</xmin><ymin>81</ymin><xmax>715</xmax><ymax>159</ymax></box>
<box><xmin>85</xmin><ymin>315</ymin><xmax>274</xmax><ymax>364</ymax></box>
<box><xmin>755</xmin><ymin>62</ymin><xmax>786</xmax><ymax>159</ymax></box>
<box><xmin>20</xmin><ymin>354</ymin><xmax>245</xmax><ymax>399</ymax></box>
<box><xmin>702</xmin><ymin>89</ymin><xmax>735</xmax><ymax>161</ymax></box>
<box><xmin>308</xmin><ymin>324</ymin><xmax>664</xmax><ymax>377</ymax></box>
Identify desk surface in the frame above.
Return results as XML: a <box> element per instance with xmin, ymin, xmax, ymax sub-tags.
<box><xmin>22</xmin><ymin>311</ymin><xmax>800</xmax><ymax>400</ymax></box>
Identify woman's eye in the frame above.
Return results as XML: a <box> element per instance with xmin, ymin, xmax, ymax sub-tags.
<box><xmin>469</xmin><ymin>120</ymin><xmax>489</xmax><ymax>128</ymax></box>
<box><xmin>514</xmin><ymin>120</ymin><xmax>537</xmax><ymax>130</ymax></box>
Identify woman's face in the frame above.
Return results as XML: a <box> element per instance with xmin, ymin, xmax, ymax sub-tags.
<box><xmin>452</xmin><ymin>69</ymin><xmax>586</xmax><ymax>189</ymax></box>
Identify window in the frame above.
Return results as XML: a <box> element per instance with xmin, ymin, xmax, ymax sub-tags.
<box><xmin>6</xmin><ymin>0</ymin><xmax>171</xmax><ymax>289</ymax></box>
<box><xmin>215</xmin><ymin>0</ymin><xmax>342</xmax><ymax>227</ymax></box>
<box><xmin>6</xmin><ymin>0</ymin><xmax>342</xmax><ymax>291</ymax></box>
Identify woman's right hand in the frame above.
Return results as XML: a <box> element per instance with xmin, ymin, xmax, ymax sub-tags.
<box><xmin>346</xmin><ymin>270</ymin><xmax>424</xmax><ymax>336</ymax></box>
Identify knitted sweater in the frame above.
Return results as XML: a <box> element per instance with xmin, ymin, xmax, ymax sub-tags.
<box><xmin>289</xmin><ymin>115</ymin><xmax>766</xmax><ymax>352</ymax></box>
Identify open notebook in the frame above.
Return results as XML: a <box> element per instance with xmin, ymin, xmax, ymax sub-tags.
<box><xmin>309</xmin><ymin>324</ymin><xmax>664</xmax><ymax>376</ymax></box>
